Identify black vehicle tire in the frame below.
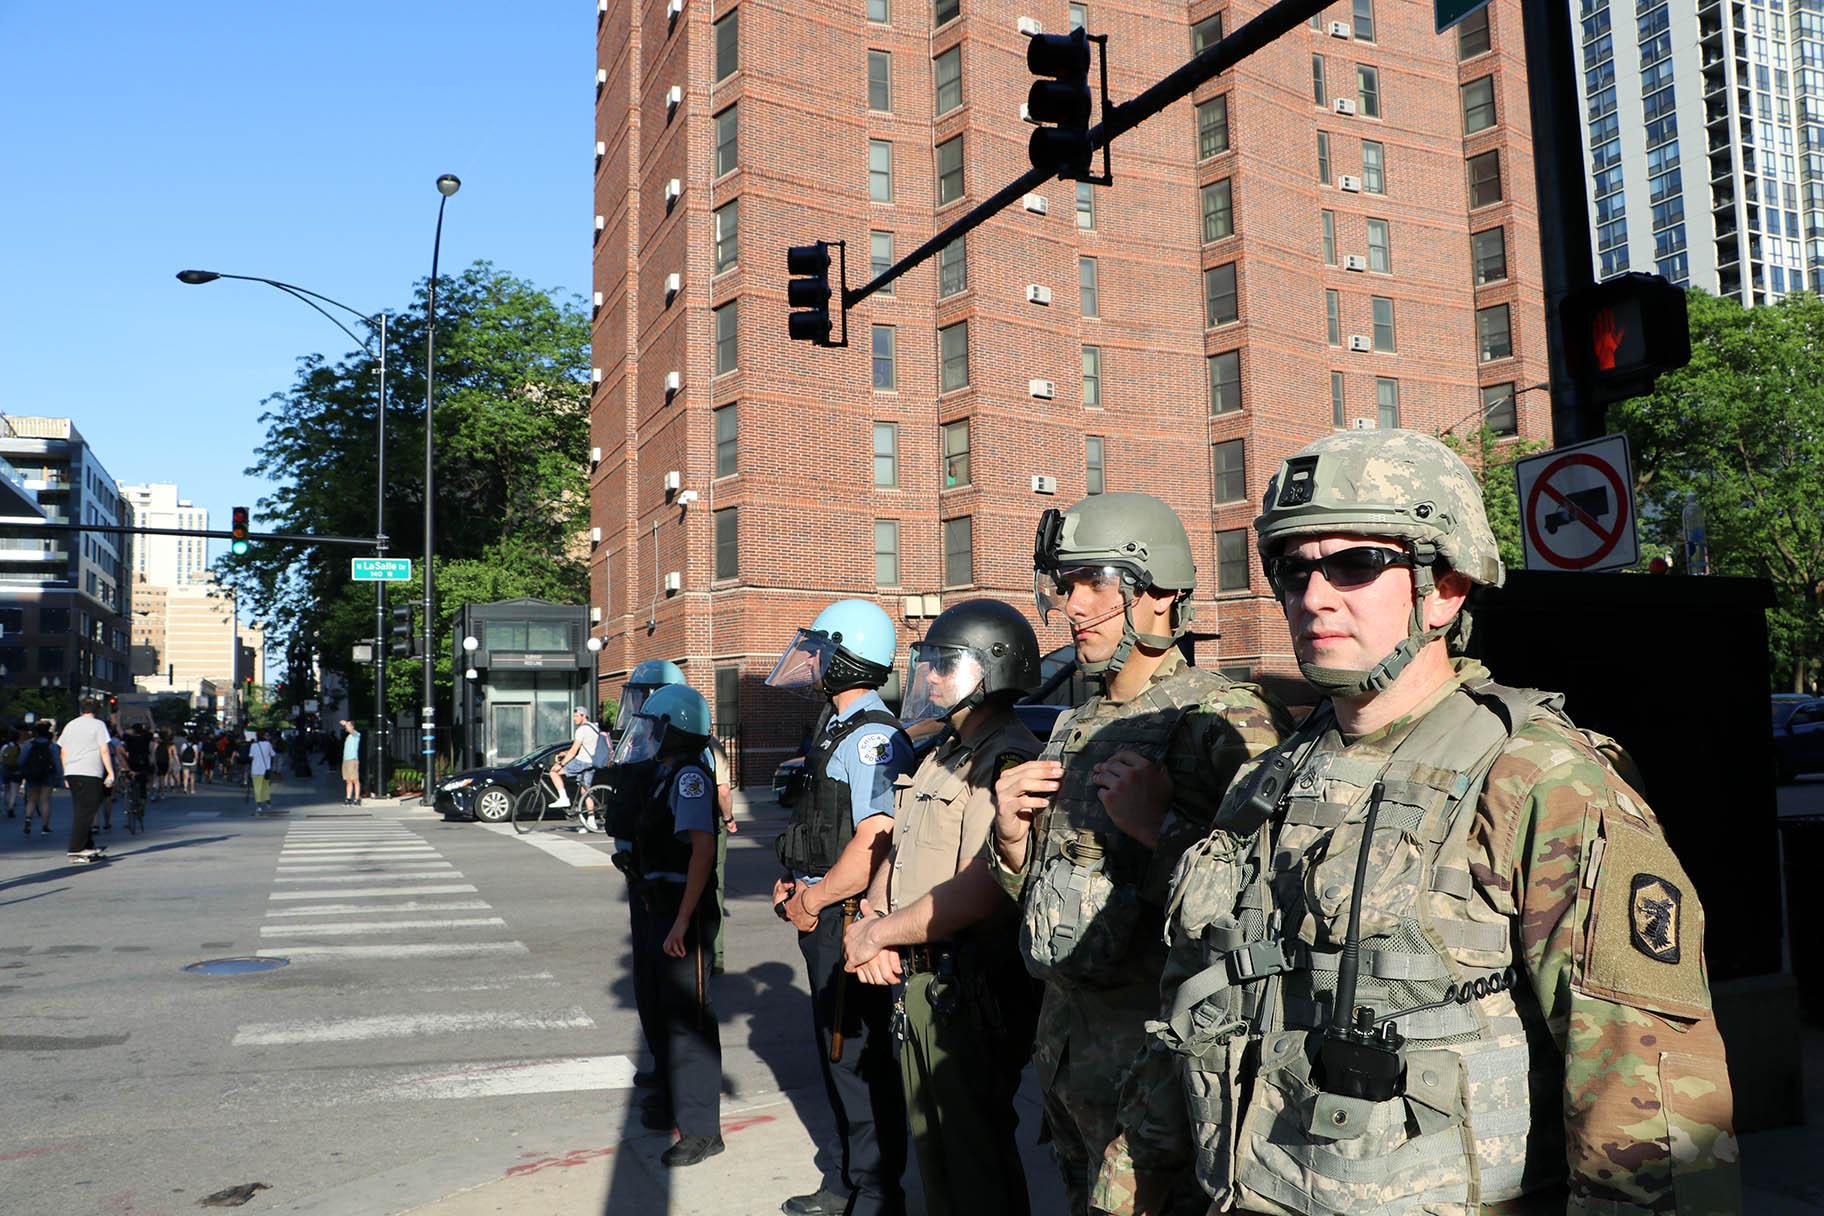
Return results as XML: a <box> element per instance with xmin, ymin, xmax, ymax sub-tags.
<box><xmin>474</xmin><ymin>785</ymin><xmax>514</xmax><ymax>824</ymax></box>
<box><xmin>512</xmin><ymin>785</ymin><xmax>545</xmax><ymax>834</ymax></box>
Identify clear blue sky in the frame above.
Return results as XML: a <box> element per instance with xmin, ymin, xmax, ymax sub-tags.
<box><xmin>0</xmin><ymin>2</ymin><xmax>590</xmax><ymax>564</ymax></box>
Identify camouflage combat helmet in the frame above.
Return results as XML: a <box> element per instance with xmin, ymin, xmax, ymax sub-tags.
<box><xmin>1255</xmin><ymin>429</ymin><xmax>1503</xmax><ymax>697</ymax></box>
<box><xmin>1033</xmin><ymin>492</ymin><xmax>1196</xmax><ymax>676</ymax></box>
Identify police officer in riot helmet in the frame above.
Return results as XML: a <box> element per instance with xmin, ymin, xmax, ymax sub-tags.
<box><xmin>618</xmin><ymin>683</ymin><xmax>724</xmax><ymax>1167</ymax></box>
<box><xmin>842</xmin><ymin>597</ymin><xmax>1047</xmax><ymax>1216</ymax></box>
<box><xmin>768</xmin><ymin>599</ymin><xmax>915</xmax><ymax>1216</ymax></box>
<box><xmin>985</xmin><ymin>493</ymin><xmax>1291</xmax><ymax>1215</ymax></box>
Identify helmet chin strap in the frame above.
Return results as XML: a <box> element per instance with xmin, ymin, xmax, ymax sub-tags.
<box><xmin>1078</xmin><ymin>595</ymin><xmax>1181</xmax><ymax>678</ymax></box>
<box><xmin>1298</xmin><ymin>561</ymin><xmax>1447</xmax><ymax>699</ymax></box>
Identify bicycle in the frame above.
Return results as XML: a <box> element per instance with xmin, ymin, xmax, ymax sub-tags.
<box><xmin>125</xmin><ymin>773</ymin><xmax>148</xmax><ymax>836</ymax></box>
<box><xmin>512</xmin><ymin>770</ymin><xmax>612</xmax><ymax>835</ymax></box>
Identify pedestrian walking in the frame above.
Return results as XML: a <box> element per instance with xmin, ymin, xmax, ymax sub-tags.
<box><xmin>155</xmin><ymin>729</ymin><xmax>175</xmax><ymax>800</ymax></box>
<box><xmin>179</xmin><ymin>734</ymin><xmax>200</xmax><ymax>794</ymax></box>
<box><xmin>248</xmin><ymin>730</ymin><xmax>277</xmax><ymax>813</ymax></box>
<box><xmin>339</xmin><ymin>720</ymin><xmax>363</xmax><ymax>805</ymax></box>
<box><xmin>55</xmin><ymin>699</ymin><xmax>115</xmax><ymax>863</ymax></box>
<box><xmin>20</xmin><ymin>721</ymin><xmax>60</xmax><ymax>837</ymax></box>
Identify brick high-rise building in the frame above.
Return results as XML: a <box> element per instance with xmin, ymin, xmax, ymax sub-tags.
<box><xmin>592</xmin><ymin>0</ymin><xmax>1550</xmax><ymax>774</ymax></box>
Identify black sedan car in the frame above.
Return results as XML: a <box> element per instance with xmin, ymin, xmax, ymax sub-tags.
<box><xmin>436</xmin><ymin>742</ymin><xmax>570</xmax><ymax>822</ymax></box>
<box><xmin>1774</xmin><ymin>694</ymin><xmax>1824</xmax><ymax>784</ymax></box>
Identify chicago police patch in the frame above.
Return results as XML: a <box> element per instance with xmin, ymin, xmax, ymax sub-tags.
<box><xmin>677</xmin><ymin>770</ymin><xmax>708</xmax><ymax>800</ymax></box>
<box><xmin>1628</xmin><ymin>872</ymin><xmax>1682</xmax><ymax>964</ymax></box>
<box><xmin>856</xmin><ymin>731</ymin><xmax>892</xmax><ymax>765</ymax></box>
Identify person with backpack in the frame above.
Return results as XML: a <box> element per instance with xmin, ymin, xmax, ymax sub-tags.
<box><xmin>2</xmin><ymin>727</ymin><xmax>25</xmax><ymax>818</ymax></box>
<box><xmin>179</xmin><ymin>734</ymin><xmax>200</xmax><ymax>794</ymax></box>
<box><xmin>545</xmin><ymin>705</ymin><xmax>609</xmax><ymax>822</ymax></box>
<box><xmin>20</xmin><ymin>722</ymin><xmax>59</xmax><ymax>837</ymax></box>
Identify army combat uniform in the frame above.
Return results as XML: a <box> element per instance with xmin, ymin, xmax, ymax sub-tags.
<box><xmin>989</xmin><ymin>648</ymin><xmax>1289</xmax><ymax>1213</ymax></box>
<box><xmin>1111</xmin><ymin>658</ymin><xmax>1740</xmax><ymax>1215</ymax></box>
<box><xmin>887</xmin><ymin>714</ymin><xmax>1045</xmax><ymax>1216</ymax></box>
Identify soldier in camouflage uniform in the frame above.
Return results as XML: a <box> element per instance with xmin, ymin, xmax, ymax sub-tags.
<box><xmin>987</xmin><ymin>493</ymin><xmax>1291</xmax><ymax>1214</ymax></box>
<box><xmin>1102</xmin><ymin>430</ymin><xmax>1740</xmax><ymax>1215</ymax></box>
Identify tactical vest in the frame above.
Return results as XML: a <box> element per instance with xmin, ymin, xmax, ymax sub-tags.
<box><xmin>602</xmin><ymin>756</ymin><xmax>662</xmax><ymax>843</ymax></box>
<box><xmin>1019</xmin><ymin>662</ymin><xmax>1244</xmax><ymax>990</ymax></box>
<box><xmin>776</xmin><ymin>706</ymin><xmax>904</xmax><ymax>876</ymax></box>
<box><xmin>633</xmin><ymin>758</ymin><xmax>710</xmax><ymax>878</ymax></box>
<box><xmin>1152</xmin><ymin>680</ymin><xmax>1581</xmax><ymax>1214</ymax></box>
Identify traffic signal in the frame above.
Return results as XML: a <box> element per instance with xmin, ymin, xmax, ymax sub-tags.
<box><xmin>389</xmin><ymin>604</ymin><xmax>415</xmax><ymax>658</ymax></box>
<box><xmin>1560</xmin><ymin>273</ymin><xmax>1691</xmax><ymax>411</ymax></box>
<box><xmin>230</xmin><ymin>506</ymin><xmax>250</xmax><ymax>556</ymax></box>
<box><xmin>787</xmin><ymin>242</ymin><xmax>837</xmax><ymax>345</ymax></box>
<box><xmin>1025</xmin><ymin>27</ymin><xmax>1093</xmax><ymax>178</ymax></box>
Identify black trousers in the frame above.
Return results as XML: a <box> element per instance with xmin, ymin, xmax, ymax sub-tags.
<box><xmin>799</xmin><ymin>903</ymin><xmax>907</xmax><ymax>1216</ymax></box>
<box><xmin>631</xmin><ymin>881</ymin><xmax>722</xmax><ymax>1139</ymax></box>
<box><xmin>66</xmin><ymin>776</ymin><xmax>103</xmax><ymax>854</ymax></box>
<box><xmin>627</xmin><ymin>877</ymin><xmax>666</xmax><ymax>1073</ymax></box>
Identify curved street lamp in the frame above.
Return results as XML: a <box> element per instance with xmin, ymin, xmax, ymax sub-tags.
<box><xmin>421</xmin><ymin>173</ymin><xmax>461</xmax><ymax>803</ymax></box>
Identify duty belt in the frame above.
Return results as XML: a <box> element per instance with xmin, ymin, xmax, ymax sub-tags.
<box><xmin>900</xmin><ymin>941</ymin><xmax>957</xmax><ymax>976</ymax></box>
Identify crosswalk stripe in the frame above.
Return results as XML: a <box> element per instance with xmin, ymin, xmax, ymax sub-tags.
<box><xmin>479</xmin><ymin>823</ymin><xmax>617</xmax><ymax>868</ymax></box>
<box><xmin>278</xmin><ymin>849</ymin><xmax>440</xmax><ymax>857</ymax></box>
<box><xmin>259</xmin><ymin>917</ymin><xmax>507</xmax><ymax>937</ymax></box>
<box><xmin>257</xmin><ymin>941</ymin><xmax>530</xmax><ymax>960</ymax></box>
<box><xmin>270</xmin><ymin>883</ymin><xmax>479</xmax><ymax>898</ymax></box>
<box><xmin>366</xmin><ymin>1054</ymin><xmax>637</xmax><ymax>1101</ymax></box>
<box><xmin>231</xmin><ymin>1006</ymin><xmax>594</xmax><ymax>1046</ymax></box>
<box><xmin>274</xmin><ymin>872</ymin><xmax>464</xmax><ymax>885</ymax></box>
<box><xmin>276</xmin><ymin>862</ymin><xmax>454</xmax><ymax>873</ymax></box>
<box><xmin>295</xmin><ymin>972</ymin><xmax>559</xmax><ymax>996</ymax></box>
<box><xmin>265</xmin><ymin>899</ymin><xmax>491</xmax><ymax>916</ymax></box>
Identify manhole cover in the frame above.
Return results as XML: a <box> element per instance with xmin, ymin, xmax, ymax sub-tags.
<box><xmin>184</xmin><ymin>957</ymin><xmax>289</xmax><ymax>976</ymax></box>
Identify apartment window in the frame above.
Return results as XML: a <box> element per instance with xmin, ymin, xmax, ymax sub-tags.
<box><xmin>1208</xmin><ymin>349</ymin><xmax>1241</xmax><ymax>414</ymax></box>
<box><xmin>1204</xmin><ymin>262</ymin><xmax>1238</xmax><ymax>327</ymax></box>
<box><xmin>939</xmin><ymin>320</ymin><xmax>970</xmax><ymax>390</ymax></box>
<box><xmin>1472</xmin><ymin>227</ymin><xmax>1507</xmax><ymax>284</ymax></box>
<box><xmin>1192</xmin><ymin>13</ymin><xmax>1223</xmax><ymax>54</ymax></box>
<box><xmin>1083</xmin><ymin>345</ymin><xmax>1102</xmax><ymax>406</ymax></box>
<box><xmin>1317</xmin><ymin>131</ymin><xmax>1332</xmax><ymax>184</ymax></box>
<box><xmin>1217</xmin><ymin>528</ymin><xmax>1249</xmax><ymax>591</ymax></box>
<box><xmin>935</xmin><ymin>0</ymin><xmax>959</xmax><ymax>25</ymax></box>
<box><xmin>870</xmin><ymin>140</ymin><xmax>894</xmax><ymax>201</ymax></box>
<box><xmin>1353</xmin><ymin>0</ymin><xmax>1375</xmax><ymax>39</ymax></box>
<box><xmin>1080</xmin><ymin>256</ymin><xmax>1099</xmax><ymax>317</ymax></box>
<box><xmin>1197</xmin><ymin>95</ymin><xmax>1229</xmax><ymax>158</ymax></box>
<box><xmin>1458</xmin><ymin>7</ymin><xmax>1491</xmax><ymax>59</ymax></box>
<box><xmin>1326</xmin><ymin>288</ymin><xmax>1341</xmax><ymax>345</ymax></box>
<box><xmin>1461</xmin><ymin>76</ymin><xmax>1496</xmax><ymax>133</ymax></box>
<box><xmin>943</xmin><ymin>516</ymin><xmax>973</xmax><ymax>586</ymax></box>
<box><xmin>1070</xmin><ymin>2</ymin><xmax>1088</xmax><ymax>31</ymax></box>
<box><xmin>1213</xmin><ymin>439</ymin><xmax>1246</xmax><ymax>502</ymax></box>
<box><xmin>941</xmin><ymin>418</ymin><xmax>971</xmax><ymax>486</ymax></box>
<box><xmin>715</xmin><ymin>666</ymin><xmax>740</xmax><ymax>730</ymax></box>
<box><xmin>938</xmin><ymin>235</ymin><xmax>967</xmax><ymax>297</ymax></box>
<box><xmin>873</xmin><ymin>421</ymin><xmax>899</xmax><ymax>485</ymax></box>
<box><xmin>1085</xmin><ymin>435</ymin><xmax>1105</xmax><ymax>495</ymax></box>
<box><xmin>1362</xmin><ymin>140</ymin><xmax>1384</xmax><ymax>192</ymax></box>
<box><xmin>1376</xmin><ymin>377</ymin><xmax>1400</xmax><ymax>428</ymax></box>
<box><xmin>715</xmin><ymin>8</ymin><xmax>738</xmax><ymax>81</ymax></box>
<box><xmin>875</xmin><ymin>520</ymin><xmax>901</xmax><ymax>585</ymax></box>
<box><xmin>1077</xmin><ymin>180</ymin><xmax>1095</xmax><ymax>229</ymax></box>
<box><xmin>1356</xmin><ymin>66</ymin><xmax>1380</xmax><ymax>118</ymax></box>
<box><xmin>1371</xmin><ymin>296</ymin><xmax>1395</xmax><ymax>352</ymax></box>
<box><xmin>872</xmin><ymin>325</ymin><xmax>897</xmax><ymax>390</ymax></box>
<box><xmin>1477</xmin><ymin>303</ymin><xmax>1513</xmax><ymax>361</ymax></box>
<box><xmin>937</xmin><ymin>136</ymin><xmax>965</xmax><ymax>205</ymax></box>
<box><xmin>1321</xmin><ymin>210</ymin><xmax>1336</xmax><ymax>264</ymax></box>
<box><xmin>866</xmin><ymin>49</ymin><xmax>893</xmax><ymax>112</ymax></box>
<box><xmin>934</xmin><ymin>46</ymin><xmax>962</xmax><ymax>114</ymax></box>
<box><xmin>1366</xmin><ymin>217</ymin><xmax>1391</xmax><ymax>272</ymax></box>
<box><xmin>1312</xmin><ymin>54</ymin><xmax>1326</xmax><ymax>106</ymax></box>
<box><xmin>1331</xmin><ymin>370</ymin><xmax>1346</xmax><ymax>426</ymax></box>
<box><xmin>714</xmin><ymin>507</ymin><xmax>738</xmax><ymax>579</ymax></box>
<box><xmin>715</xmin><ymin>403</ymin><xmax>737</xmax><ymax>477</ymax></box>
<box><xmin>1201</xmin><ymin>178</ymin><xmax>1233</xmax><ymax>242</ymax></box>
<box><xmin>714</xmin><ymin>104</ymin><xmax>738</xmax><ymax>176</ymax></box>
<box><xmin>869</xmin><ymin>0</ymin><xmax>890</xmax><ymax>20</ymax></box>
<box><xmin>1482</xmin><ymin>382</ymin><xmax>1518</xmax><ymax>435</ymax></box>
<box><xmin>714</xmin><ymin>198</ymin><xmax>739</xmax><ymax>273</ymax></box>
<box><xmin>871</xmin><ymin>230</ymin><xmax>895</xmax><ymax>293</ymax></box>
<box><xmin>1468</xmin><ymin>150</ymin><xmax>1502</xmax><ymax>207</ymax></box>
<box><xmin>714</xmin><ymin>300</ymin><xmax>738</xmax><ymax>374</ymax></box>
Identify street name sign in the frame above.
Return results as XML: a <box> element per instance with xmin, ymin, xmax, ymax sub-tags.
<box><xmin>1514</xmin><ymin>434</ymin><xmax>1639</xmax><ymax>573</ymax></box>
<box><xmin>351</xmin><ymin>557</ymin><xmax>413</xmax><ymax>582</ymax></box>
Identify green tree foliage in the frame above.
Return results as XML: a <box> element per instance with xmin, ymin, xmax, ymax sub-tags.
<box><xmin>1611</xmin><ymin>289</ymin><xmax>1824</xmax><ymax>692</ymax></box>
<box><xmin>1440</xmin><ymin>425</ymin><xmax>1546</xmax><ymax>575</ymax></box>
<box><xmin>218</xmin><ymin>263</ymin><xmax>591</xmax><ymax>733</ymax></box>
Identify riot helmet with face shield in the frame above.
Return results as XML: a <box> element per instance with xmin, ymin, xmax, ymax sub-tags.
<box><xmin>900</xmin><ymin>598</ymin><xmax>1041</xmax><ymax>723</ymax></box>
<box><xmin>765</xmin><ymin>598</ymin><xmax>897</xmax><ymax>697</ymax></box>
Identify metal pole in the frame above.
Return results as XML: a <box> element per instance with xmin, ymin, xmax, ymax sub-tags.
<box><xmin>374</xmin><ymin>312</ymin><xmax>388</xmax><ymax>803</ymax></box>
<box><xmin>422</xmin><ymin>177</ymin><xmax>459</xmax><ymax>803</ymax></box>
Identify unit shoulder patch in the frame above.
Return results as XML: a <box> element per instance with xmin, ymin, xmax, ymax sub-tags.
<box><xmin>1628</xmin><ymin>872</ymin><xmax>1682</xmax><ymax>964</ymax></box>
<box><xmin>855</xmin><ymin>731</ymin><xmax>894</xmax><ymax>765</ymax></box>
<box><xmin>676</xmin><ymin>769</ymin><xmax>708</xmax><ymax>800</ymax></box>
<box><xmin>995</xmin><ymin>751</ymin><xmax>1028</xmax><ymax>778</ymax></box>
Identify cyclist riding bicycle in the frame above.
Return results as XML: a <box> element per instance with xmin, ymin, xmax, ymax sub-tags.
<box><xmin>122</xmin><ymin>723</ymin><xmax>153</xmax><ymax>814</ymax></box>
<box><xmin>545</xmin><ymin>706</ymin><xmax>610</xmax><ymax>820</ymax></box>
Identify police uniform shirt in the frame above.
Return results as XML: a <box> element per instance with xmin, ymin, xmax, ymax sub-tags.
<box><xmin>888</xmin><ymin>716</ymin><xmax>1041</xmax><ymax>913</ymax></box>
<box><xmin>797</xmin><ymin>689</ymin><xmax>915</xmax><ymax>887</ymax></box>
<box><xmin>644</xmin><ymin>763</ymin><xmax>717</xmax><ymax>883</ymax></box>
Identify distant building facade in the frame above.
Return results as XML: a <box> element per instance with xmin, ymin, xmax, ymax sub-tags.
<box><xmin>119</xmin><ymin>482</ymin><xmax>210</xmax><ymax>587</ymax></box>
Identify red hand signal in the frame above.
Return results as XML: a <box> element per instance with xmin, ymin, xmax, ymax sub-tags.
<box><xmin>1593</xmin><ymin>307</ymin><xmax>1625</xmax><ymax>371</ymax></box>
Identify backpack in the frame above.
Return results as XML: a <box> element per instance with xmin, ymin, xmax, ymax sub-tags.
<box><xmin>588</xmin><ymin>724</ymin><xmax>612</xmax><ymax>769</ymax></box>
<box><xmin>21</xmin><ymin>740</ymin><xmax>52</xmax><ymax>783</ymax></box>
<box><xmin>180</xmin><ymin>743</ymin><xmax>198</xmax><ymax>764</ymax></box>
<box><xmin>0</xmin><ymin>741</ymin><xmax>18</xmax><ymax>769</ymax></box>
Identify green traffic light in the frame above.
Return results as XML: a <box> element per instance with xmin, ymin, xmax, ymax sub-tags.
<box><xmin>231</xmin><ymin>540</ymin><xmax>250</xmax><ymax>555</ymax></box>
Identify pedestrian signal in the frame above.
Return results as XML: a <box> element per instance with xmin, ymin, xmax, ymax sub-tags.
<box><xmin>1560</xmin><ymin>273</ymin><xmax>1690</xmax><ymax>411</ymax></box>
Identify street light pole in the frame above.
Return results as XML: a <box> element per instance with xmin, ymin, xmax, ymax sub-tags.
<box><xmin>421</xmin><ymin>173</ymin><xmax>461</xmax><ymax>804</ymax></box>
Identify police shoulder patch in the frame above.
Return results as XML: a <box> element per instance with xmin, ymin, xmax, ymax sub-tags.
<box><xmin>856</xmin><ymin>731</ymin><xmax>893</xmax><ymax>765</ymax></box>
<box><xmin>1628</xmin><ymin>872</ymin><xmax>1682</xmax><ymax>964</ymax></box>
<box><xmin>676</xmin><ymin>769</ymin><xmax>708</xmax><ymax>800</ymax></box>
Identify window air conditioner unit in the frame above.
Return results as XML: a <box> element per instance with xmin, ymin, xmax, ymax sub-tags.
<box><xmin>663</xmin><ymin>571</ymin><xmax>682</xmax><ymax>593</ymax></box>
<box><xmin>592</xmin><ymin>367</ymin><xmax>603</xmax><ymax>383</ymax></box>
<box><xmin>590</xmin><ymin>527</ymin><xmax>603</xmax><ymax>543</ymax></box>
<box><xmin>663</xmin><ymin>470</ymin><xmax>683</xmax><ymax>492</ymax></box>
<box><xmin>595</xmin><ymin>139</ymin><xmax>606</xmax><ymax>160</ymax></box>
<box><xmin>1333</xmin><ymin>97</ymin><xmax>1357</xmax><ymax>115</ymax></box>
<box><xmin>1327</xmin><ymin>20</ymin><xmax>1351</xmax><ymax>37</ymax></box>
<box><xmin>665</xmin><ymin>271</ymin><xmax>682</xmax><ymax>300</ymax></box>
<box><xmin>1031</xmin><ymin>475</ymin><xmax>1059</xmax><ymax>494</ymax></box>
<box><xmin>590</xmin><ymin>606</ymin><xmax>603</xmax><ymax>622</ymax></box>
<box><xmin>667</xmin><ymin>85</ymin><xmax>683</xmax><ymax>108</ymax></box>
<box><xmin>664</xmin><ymin>371</ymin><xmax>682</xmax><ymax>393</ymax></box>
<box><xmin>593</xmin><ymin>290</ymin><xmax>604</xmax><ymax>309</ymax></box>
<box><xmin>597</xmin><ymin>67</ymin><xmax>608</xmax><ymax>85</ymax></box>
<box><xmin>1022</xmin><ymin>193</ymin><xmax>1049</xmax><ymax>214</ymax></box>
<box><xmin>598</xmin><ymin>0</ymin><xmax>607</xmax><ymax>13</ymax></box>
<box><xmin>595</xmin><ymin>214</ymin><xmax>607</xmax><ymax>230</ymax></box>
<box><xmin>1351</xmin><ymin>417</ymin><xmax>1377</xmax><ymax>430</ymax></box>
<box><xmin>1017</xmin><ymin>16</ymin><xmax>1043</xmax><ymax>35</ymax></box>
<box><xmin>664</xmin><ymin>178</ymin><xmax>681</xmax><ymax>204</ymax></box>
<box><xmin>666</xmin><ymin>0</ymin><xmax>683</xmax><ymax>18</ymax></box>
<box><xmin>1029</xmin><ymin>378</ymin><xmax>1057</xmax><ymax>399</ymax></box>
<box><xmin>1027</xmin><ymin>283</ymin><xmax>1053</xmax><ymax>305</ymax></box>
<box><xmin>1347</xmin><ymin>335</ymin><xmax>1372</xmax><ymax>352</ymax></box>
<box><xmin>903</xmin><ymin>596</ymin><xmax>924</xmax><ymax>618</ymax></box>
<box><xmin>1338</xmin><ymin>174</ymin><xmax>1362</xmax><ymax>192</ymax></box>
<box><xmin>590</xmin><ymin>446</ymin><xmax>602</xmax><ymax>464</ymax></box>
<box><xmin>1343</xmin><ymin>254</ymin><xmax>1367</xmax><ymax>271</ymax></box>
<box><xmin>1020</xmin><ymin>102</ymin><xmax>1035</xmax><ymax>124</ymax></box>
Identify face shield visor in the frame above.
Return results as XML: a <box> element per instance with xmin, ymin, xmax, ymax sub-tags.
<box><xmin>614</xmin><ymin>713</ymin><xmax>667</xmax><ymax>765</ymax></box>
<box><xmin>1033</xmin><ymin>564</ymin><xmax>1133</xmax><ymax>629</ymax></box>
<box><xmin>900</xmin><ymin>643</ymin><xmax>987</xmax><ymax>724</ymax></box>
<box><xmin>615</xmin><ymin>684</ymin><xmax>655</xmax><ymax>729</ymax></box>
<box><xmin>764</xmin><ymin>629</ymin><xmax>839</xmax><ymax>694</ymax></box>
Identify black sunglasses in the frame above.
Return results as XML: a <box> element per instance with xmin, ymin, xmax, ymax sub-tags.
<box><xmin>1265</xmin><ymin>546</ymin><xmax>1416</xmax><ymax>595</ymax></box>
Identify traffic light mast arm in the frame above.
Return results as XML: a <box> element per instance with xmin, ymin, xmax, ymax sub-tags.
<box><xmin>842</xmin><ymin>0</ymin><xmax>1336</xmax><ymax>310</ymax></box>
<box><xmin>6</xmin><ymin>521</ymin><xmax>383</xmax><ymax>547</ymax></box>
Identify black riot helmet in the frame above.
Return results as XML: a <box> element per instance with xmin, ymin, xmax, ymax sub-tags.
<box><xmin>901</xmin><ymin>598</ymin><xmax>1042</xmax><ymax>723</ymax></box>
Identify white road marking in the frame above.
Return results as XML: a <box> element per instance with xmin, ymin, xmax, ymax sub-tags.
<box><xmin>259</xmin><ymin>917</ymin><xmax>507</xmax><ymax>937</ymax></box>
<box><xmin>366</xmin><ymin>1054</ymin><xmax>637</xmax><ymax>1101</ymax></box>
<box><xmin>278</xmin><ymin>849</ymin><xmax>440</xmax><ymax>858</ymax></box>
<box><xmin>231</xmin><ymin>1007</ymin><xmax>594</xmax><ymax>1046</ymax></box>
<box><xmin>273</xmin><ymin>872</ymin><xmax>466</xmax><ymax>885</ymax></box>
<box><xmin>185</xmin><ymin>812</ymin><xmax>222</xmax><ymax>819</ymax></box>
<box><xmin>264</xmin><ymin>899</ymin><xmax>492</xmax><ymax>916</ymax></box>
<box><xmin>275</xmin><ymin>862</ymin><xmax>454</xmax><ymax>873</ymax></box>
<box><xmin>340</xmin><ymin>972</ymin><xmax>559</xmax><ymax>995</ymax></box>
<box><xmin>479</xmin><ymin>823</ymin><xmax>617</xmax><ymax>868</ymax></box>
<box><xmin>257</xmin><ymin>941</ymin><xmax>530</xmax><ymax>960</ymax></box>
<box><xmin>269</xmin><ymin>883</ymin><xmax>479</xmax><ymax>899</ymax></box>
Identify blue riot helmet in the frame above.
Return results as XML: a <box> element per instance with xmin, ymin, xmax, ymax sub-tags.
<box><xmin>617</xmin><ymin>658</ymin><xmax>686</xmax><ymax>728</ymax></box>
<box><xmin>617</xmin><ymin>684</ymin><xmax>712</xmax><ymax>764</ymax></box>
<box><xmin>765</xmin><ymin>598</ymin><xmax>897</xmax><ymax>696</ymax></box>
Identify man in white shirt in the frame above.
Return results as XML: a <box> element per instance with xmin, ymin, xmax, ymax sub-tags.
<box><xmin>249</xmin><ymin>729</ymin><xmax>278</xmax><ymax>814</ymax></box>
<box><xmin>55</xmin><ymin>698</ymin><xmax>115</xmax><ymax>863</ymax></box>
<box><xmin>546</xmin><ymin>707</ymin><xmax>603</xmax><ymax>813</ymax></box>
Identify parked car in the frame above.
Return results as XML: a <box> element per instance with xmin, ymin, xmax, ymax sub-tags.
<box><xmin>1774</xmin><ymin>694</ymin><xmax>1824</xmax><ymax>784</ymax></box>
<box><xmin>435</xmin><ymin>742</ymin><xmax>570</xmax><ymax>822</ymax></box>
